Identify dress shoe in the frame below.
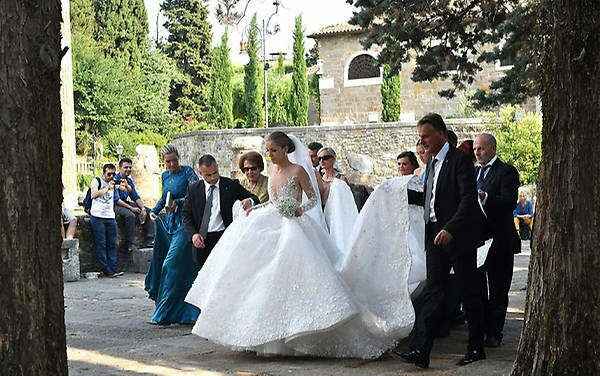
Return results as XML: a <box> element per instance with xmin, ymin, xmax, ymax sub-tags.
<box><xmin>484</xmin><ymin>336</ymin><xmax>502</xmax><ymax>348</ymax></box>
<box><xmin>457</xmin><ymin>349</ymin><xmax>486</xmax><ymax>366</ymax></box>
<box><xmin>397</xmin><ymin>349</ymin><xmax>430</xmax><ymax>369</ymax></box>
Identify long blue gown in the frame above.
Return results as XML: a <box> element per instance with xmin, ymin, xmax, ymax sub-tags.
<box><xmin>145</xmin><ymin>165</ymin><xmax>200</xmax><ymax>324</ymax></box>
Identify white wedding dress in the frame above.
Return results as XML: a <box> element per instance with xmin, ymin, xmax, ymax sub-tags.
<box><xmin>323</xmin><ymin>178</ymin><xmax>358</xmax><ymax>264</ymax></box>
<box><xmin>185</xmin><ymin>138</ymin><xmax>424</xmax><ymax>359</ymax></box>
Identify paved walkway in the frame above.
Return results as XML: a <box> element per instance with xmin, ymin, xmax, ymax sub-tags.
<box><xmin>65</xmin><ymin>243</ymin><xmax>530</xmax><ymax>375</ymax></box>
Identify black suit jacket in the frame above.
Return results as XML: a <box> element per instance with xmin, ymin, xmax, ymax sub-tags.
<box><xmin>408</xmin><ymin>145</ymin><xmax>484</xmax><ymax>256</ymax></box>
<box><xmin>182</xmin><ymin>177</ymin><xmax>258</xmax><ymax>239</ymax></box>
<box><xmin>477</xmin><ymin>158</ymin><xmax>520</xmax><ymax>250</ymax></box>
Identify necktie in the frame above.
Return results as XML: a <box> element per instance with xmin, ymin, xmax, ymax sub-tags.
<box><xmin>477</xmin><ymin>165</ymin><xmax>490</xmax><ymax>190</ymax></box>
<box><xmin>423</xmin><ymin>158</ymin><xmax>437</xmax><ymax>223</ymax></box>
<box><xmin>199</xmin><ymin>185</ymin><xmax>216</xmax><ymax>237</ymax></box>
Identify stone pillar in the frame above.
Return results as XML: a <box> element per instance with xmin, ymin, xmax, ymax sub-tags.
<box><xmin>132</xmin><ymin>145</ymin><xmax>162</xmax><ymax>208</ymax></box>
<box><xmin>60</xmin><ymin>0</ymin><xmax>78</xmax><ymax>208</ymax></box>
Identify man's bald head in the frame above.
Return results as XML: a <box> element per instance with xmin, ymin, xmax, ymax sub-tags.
<box><xmin>473</xmin><ymin>133</ymin><xmax>497</xmax><ymax>165</ymax></box>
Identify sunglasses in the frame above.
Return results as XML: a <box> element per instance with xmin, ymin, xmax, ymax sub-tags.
<box><xmin>242</xmin><ymin>166</ymin><xmax>259</xmax><ymax>172</ymax></box>
<box><xmin>319</xmin><ymin>155</ymin><xmax>334</xmax><ymax>161</ymax></box>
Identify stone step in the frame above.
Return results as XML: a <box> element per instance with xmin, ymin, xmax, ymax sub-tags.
<box><xmin>130</xmin><ymin>247</ymin><xmax>153</xmax><ymax>274</ymax></box>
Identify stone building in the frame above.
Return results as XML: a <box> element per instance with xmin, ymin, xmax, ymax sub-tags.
<box><xmin>308</xmin><ymin>23</ymin><xmax>519</xmax><ymax>125</ymax></box>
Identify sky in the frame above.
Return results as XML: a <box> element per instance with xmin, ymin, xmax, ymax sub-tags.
<box><xmin>144</xmin><ymin>0</ymin><xmax>356</xmax><ymax>64</ymax></box>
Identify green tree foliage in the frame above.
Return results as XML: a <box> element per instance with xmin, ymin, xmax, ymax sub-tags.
<box><xmin>70</xmin><ymin>0</ymin><xmax>97</xmax><ymax>43</ymax></box>
<box><xmin>72</xmin><ymin>41</ymin><xmax>180</xmax><ymax>155</ymax></box>
<box><xmin>349</xmin><ymin>0</ymin><xmax>538</xmax><ymax>109</ymax></box>
<box><xmin>162</xmin><ymin>0</ymin><xmax>213</xmax><ymax>120</ymax></box>
<box><xmin>209</xmin><ymin>31</ymin><xmax>234</xmax><ymax>128</ymax></box>
<box><xmin>288</xmin><ymin>16</ymin><xmax>309</xmax><ymax>126</ymax></box>
<box><xmin>268</xmin><ymin>71</ymin><xmax>291</xmax><ymax>127</ymax></box>
<box><xmin>244</xmin><ymin>14</ymin><xmax>264</xmax><ymax>127</ymax></box>
<box><xmin>495</xmin><ymin>106</ymin><xmax>542</xmax><ymax>184</ymax></box>
<box><xmin>305</xmin><ymin>42</ymin><xmax>319</xmax><ymax>67</ymax></box>
<box><xmin>93</xmin><ymin>0</ymin><xmax>150</xmax><ymax>66</ymax></box>
<box><xmin>232</xmin><ymin>70</ymin><xmax>247</xmax><ymax>127</ymax></box>
<box><xmin>381</xmin><ymin>65</ymin><xmax>402</xmax><ymax>122</ymax></box>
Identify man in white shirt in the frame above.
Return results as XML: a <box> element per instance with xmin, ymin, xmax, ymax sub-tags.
<box><xmin>402</xmin><ymin>113</ymin><xmax>485</xmax><ymax>368</ymax></box>
<box><xmin>182</xmin><ymin>155</ymin><xmax>258</xmax><ymax>268</ymax></box>
<box><xmin>473</xmin><ymin>133</ymin><xmax>520</xmax><ymax>348</ymax></box>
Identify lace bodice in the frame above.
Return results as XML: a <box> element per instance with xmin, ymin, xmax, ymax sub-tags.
<box><xmin>253</xmin><ymin>175</ymin><xmax>317</xmax><ymax>218</ymax></box>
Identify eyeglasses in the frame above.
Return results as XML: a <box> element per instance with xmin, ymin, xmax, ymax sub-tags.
<box><xmin>319</xmin><ymin>155</ymin><xmax>334</xmax><ymax>162</ymax></box>
<box><xmin>242</xmin><ymin>166</ymin><xmax>259</xmax><ymax>172</ymax></box>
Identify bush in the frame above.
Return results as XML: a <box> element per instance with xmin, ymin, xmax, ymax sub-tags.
<box><xmin>77</xmin><ymin>173</ymin><xmax>94</xmax><ymax>192</ymax></box>
<box><xmin>495</xmin><ymin>106</ymin><xmax>542</xmax><ymax>185</ymax></box>
<box><xmin>102</xmin><ymin>128</ymin><xmax>168</xmax><ymax>159</ymax></box>
<box><xmin>73</xmin><ymin>39</ymin><xmax>183</xmax><ymax>154</ymax></box>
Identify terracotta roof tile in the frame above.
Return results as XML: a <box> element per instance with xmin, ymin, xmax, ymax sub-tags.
<box><xmin>308</xmin><ymin>23</ymin><xmax>363</xmax><ymax>38</ymax></box>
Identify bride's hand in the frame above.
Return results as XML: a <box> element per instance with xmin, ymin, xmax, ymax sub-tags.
<box><xmin>245</xmin><ymin>206</ymin><xmax>253</xmax><ymax>216</ymax></box>
<box><xmin>294</xmin><ymin>207</ymin><xmax>304</xmax><ymax>217</ymax></box>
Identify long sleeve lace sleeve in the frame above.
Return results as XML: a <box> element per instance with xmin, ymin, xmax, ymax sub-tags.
<box><xmin>300</xmin><ymin>182</ymin><xmax>318</xmax><ymax>213</ymax></box>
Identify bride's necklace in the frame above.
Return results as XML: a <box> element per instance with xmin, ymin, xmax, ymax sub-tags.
<box><xmin>322</xmin><ymin>173</ymin><xmax>334</xmax><ymax>183</ymax></box>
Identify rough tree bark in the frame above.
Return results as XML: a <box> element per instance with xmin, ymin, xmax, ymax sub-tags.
<box><xmin>512</xmin><ymin>1</ymin><xmax>600</xmax><ymax>375</ymax></box>
<box><xmin>0</xmin><ymin>1</ymin><xmax>68</xmax><ymax>375</ymax></box>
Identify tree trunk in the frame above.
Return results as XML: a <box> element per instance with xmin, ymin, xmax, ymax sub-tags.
<box><xmin>0</xmin><ymin>1</ymin><xmax>68</xmax><ymax>375</ymax></box>
<box><xmin>511</xmin><ymin>1</ymin><xmax>600</xmax><ymax>375</ymax></box>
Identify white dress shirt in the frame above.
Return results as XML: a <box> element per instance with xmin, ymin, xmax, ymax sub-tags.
<box><xmin>429</xmin><ymin>142</ymin><xmax>450</xmax><ymax>222</ymax></box>
<box><xmin>477</xmin><ymin>155</ymin><xmax>498</xmax><ymax>181</ymax></box>
<box><xmin>205</xmin><ymin>180</ymin><xmax>226</xmax><ymax>233</ymax></box>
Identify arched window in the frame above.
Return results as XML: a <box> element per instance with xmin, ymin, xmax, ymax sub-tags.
<box><xmin>347</xmin><ymin>54</ymin><xmax>380</xmax><ymax>80</ymax></box>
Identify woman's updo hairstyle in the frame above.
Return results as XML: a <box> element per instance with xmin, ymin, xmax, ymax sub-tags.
<box><xmin>267</xmin><ymin>131</ymin><xmax>295</xmax><ymax>153</ymax></box>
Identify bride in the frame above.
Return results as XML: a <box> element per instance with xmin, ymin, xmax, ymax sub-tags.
<box><xmin>185</xmin><ymin>131</ymin><xmax>421</xmax><ymax>358</ymax></box>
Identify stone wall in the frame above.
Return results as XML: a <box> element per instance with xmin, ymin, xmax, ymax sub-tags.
<box><xmin>172</xmin><ymin>119</ymin><xmax>493</xmax><ymax>186</ymax></box>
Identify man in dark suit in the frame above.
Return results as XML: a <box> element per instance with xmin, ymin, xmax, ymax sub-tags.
<box><xmin>400</xmin><ymin>113</ymin><xmax>486</xmax><ymax>368</ymax></box>
<box><xmin>473</xmin><ymin>133</ymin><xmax>520</xmax><ymax>348</ymax></box>
<box><xmin>182</xmin><ymin>154</ymin><xmax>258</xmax><ymax>268</ymax></box>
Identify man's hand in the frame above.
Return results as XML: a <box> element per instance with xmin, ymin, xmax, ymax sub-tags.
<box><xmin>294</xmin><ymin>207</ymin><xmax>304</xmax><ymax>217</ymax></box>
<box><xmin>241</xmin><ymin>198</ymin><xmax>253</xmax><ymax>211</ymax></box>
<box><xmin>434</xmin><ymin>229</ymin><xmax>453</xmax><ymax>246</ymax></box>
<box><xmin>130</xmin><ymin>207</ymin><xmax>142</xmax><ymax>214</ymax></box>
<box><xmin>192</xmin><ymin>233</ymin><xmax>205</xmax><ymax>249</ymax></box>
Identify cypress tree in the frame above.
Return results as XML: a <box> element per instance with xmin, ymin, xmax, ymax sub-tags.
<box><xmin>93</xmin><ymin>0</ymin><xmax>149</xmax><ymax>66</ymax></box>
<box><xmin>162</xmin><ymin>0</ymin><xmax>213</xmax><ymax>121</ymax></box>
<box><xmin>209</xmin><ymin>31</ymin><xmax>234</xmax><ymax>128</ymax></box>
<box><xmin>288</xmin><ymin>16</ymin><xmax>309</xmax><ymax>126</ymax></box>
<box><xmin>70</xmin><ymin>0</ymin><xmax>97</xmax><ymax>43</ymax></box>
<box><xmin>381</xmin><ymin>64</ymin><xmax>402</xmax><ymax>122</ymax></box>
<box><xmin>243</xmin><ymin>14</ymin><xmax>264</xmax><ymax>128</ymax></box>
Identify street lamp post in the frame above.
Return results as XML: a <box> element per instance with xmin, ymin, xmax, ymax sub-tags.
<box><xmin>262</xmin><ymin>1</ymin><xmax>280</xmax><ymax>128</ymax></box>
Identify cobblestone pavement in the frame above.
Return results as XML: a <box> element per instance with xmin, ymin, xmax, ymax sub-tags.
<box><xmin>66</xmin><ymin>242</ymin><xmax>531</xmax><ymax>376</ymax></box>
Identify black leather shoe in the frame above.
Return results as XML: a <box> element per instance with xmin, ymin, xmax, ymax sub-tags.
<box><xmin>457</xmin><ymin>349</ymin><xmax>486</xmax><ymax>366</ymax></box>
<box><xmin>484</xmin><ymin>336</ymin><xmax>502</xmax><ymax>348</ymax></box>
<box><xmin>398</xmin><ymin>349</ymin><xmax>430</xmax><ymax>369</ymax></box>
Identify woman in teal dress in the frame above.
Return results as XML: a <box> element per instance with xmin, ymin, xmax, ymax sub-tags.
<box><xmin>145</xmin><ymin>144</ymin><xmax>200</xmax><ymax>325</ymax></box>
